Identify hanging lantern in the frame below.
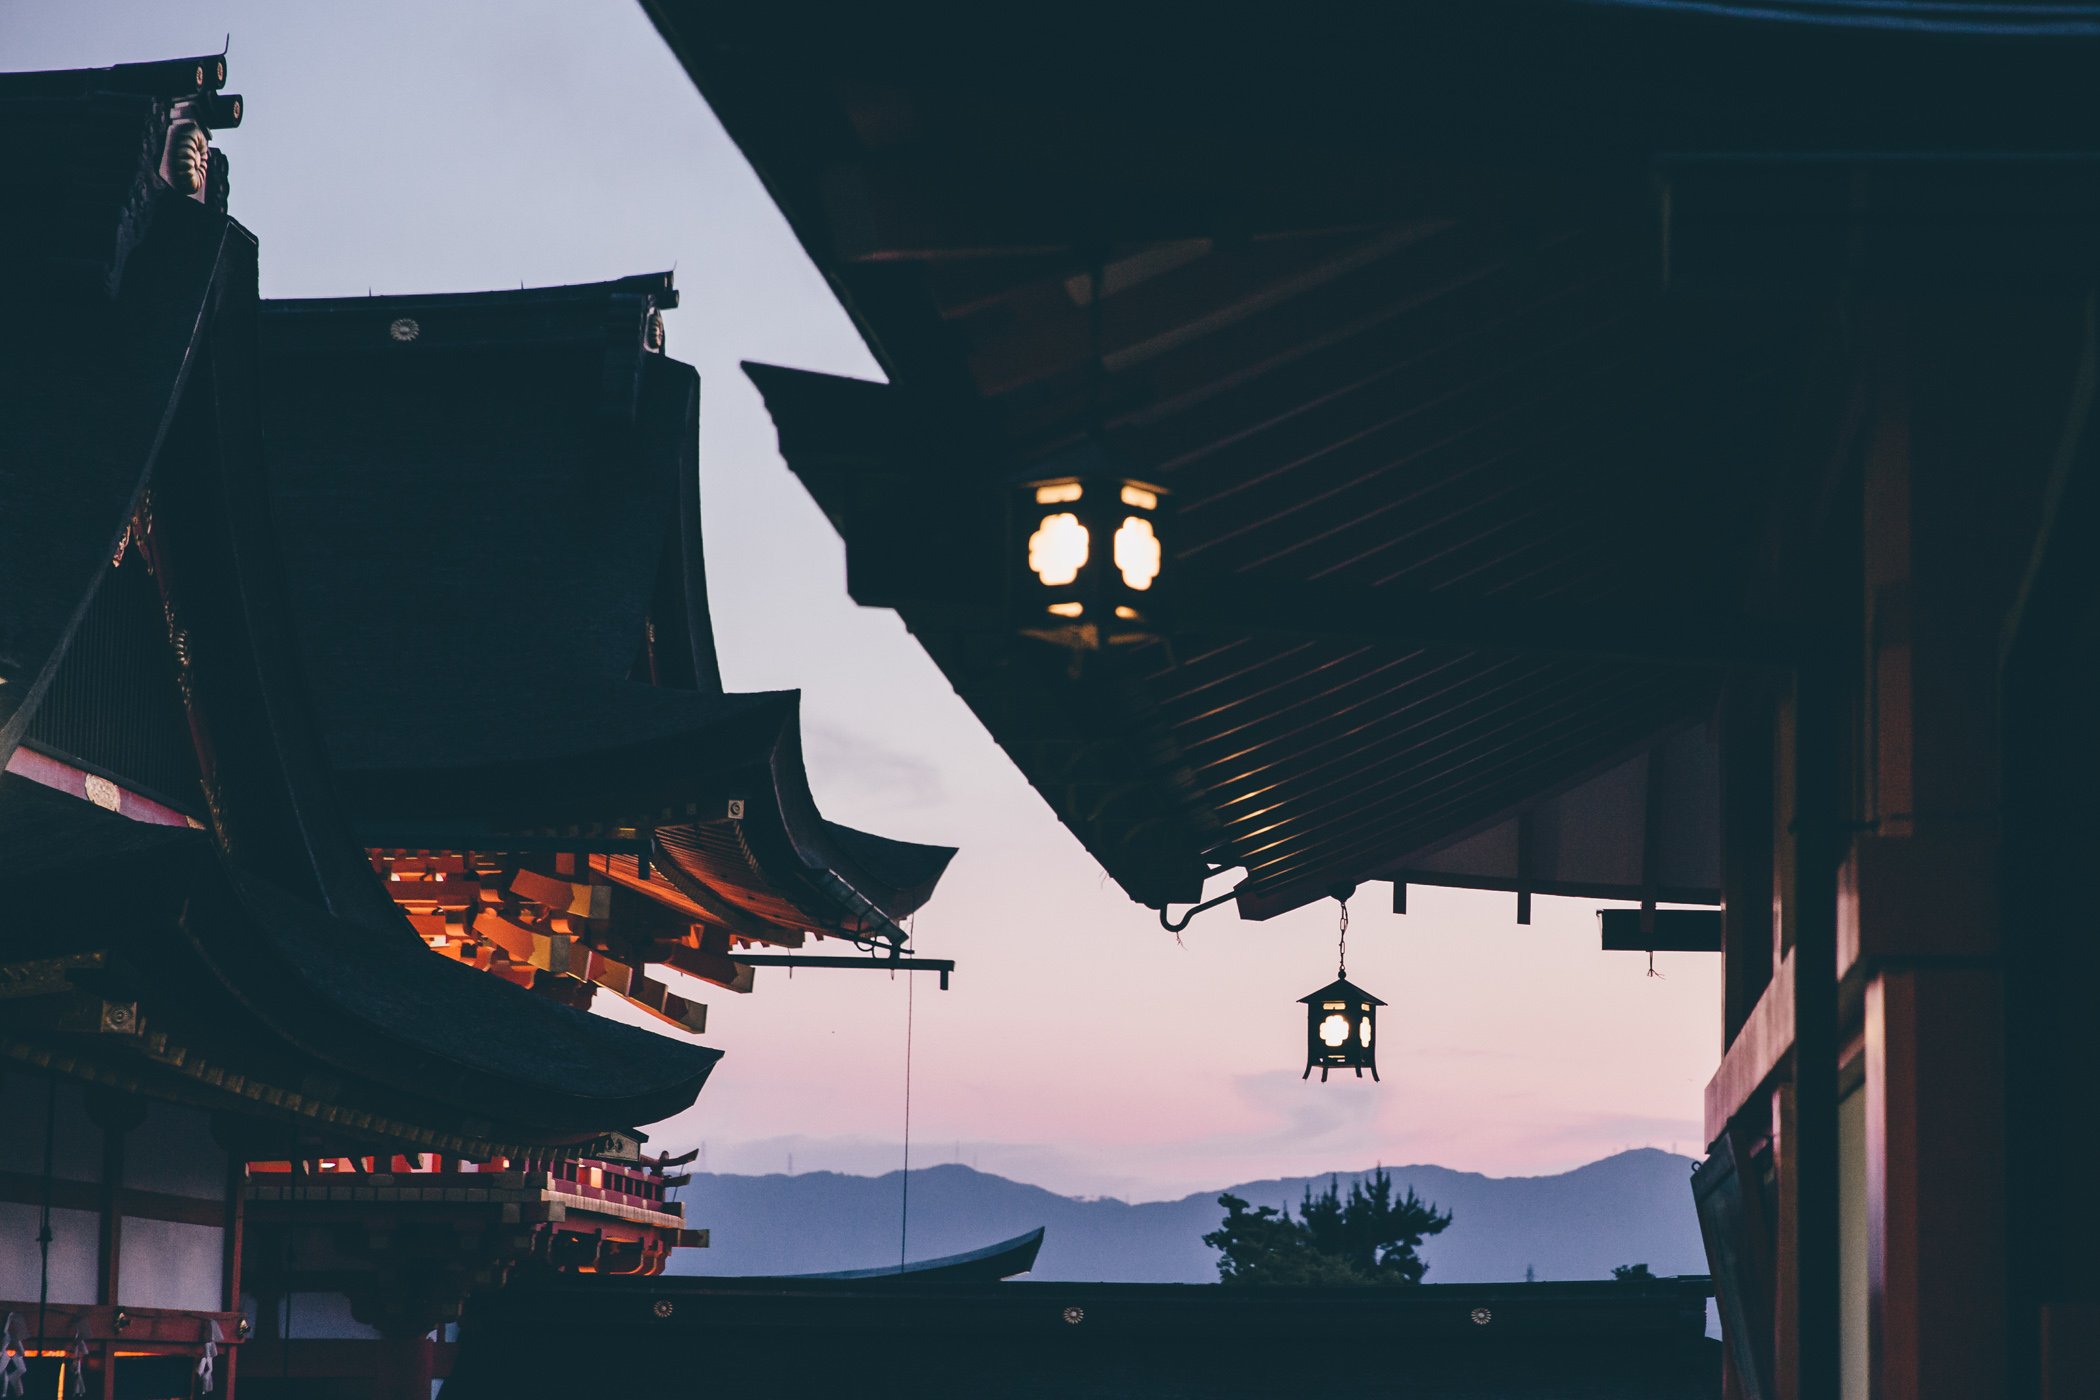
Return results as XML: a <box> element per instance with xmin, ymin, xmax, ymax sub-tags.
<box><xmin>1301</xmin><ymin>890</ymin><xmax>1385</xmax><ymax>1081</ymax></box>
<box><xmin>1010</xmin><ymin>440</ymin><xmax>1168</xmax><ymax>650</ymax></box>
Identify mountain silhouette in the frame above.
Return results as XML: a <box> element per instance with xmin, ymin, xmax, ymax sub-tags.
<box><xmin>667</xmin><ymin>1148</ymin><xmax>1705</xmax><ymax>1284</ymax></box>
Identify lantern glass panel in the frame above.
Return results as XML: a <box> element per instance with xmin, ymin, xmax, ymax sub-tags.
<box><xmin>1011</xmin><ymin>450</ymin><xmax>1168</xmax><ymax>649</ymax></box>
<box><xmin>1114</xmin><ymin>516</ymin><xmax>1162</xmax><ymax>590</ymax></box>
<box><xmin>1301</xmin><ymin>976</ymin><xmax>1386</xmax><ymax>1081</ymax></box>
<box><xmin>1028</xmin><ymin>512</ymin><xmax>1089</xmax><ymax>586</ymax></box>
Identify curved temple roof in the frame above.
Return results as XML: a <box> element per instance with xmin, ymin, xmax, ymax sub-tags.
<box><xmin>0</xmin><ymin>776</ymin><xmax>715</xmax><ymax>1153</ymax></box>
<box><xmin>0</xmin><ymin>56</ymin><xmax>716</xmax><ymax>1151</ymax></box>
<box><xmin>258</xmin><ymin>277</ymin><xmax>954</xmax><ymax>947</ymax></box>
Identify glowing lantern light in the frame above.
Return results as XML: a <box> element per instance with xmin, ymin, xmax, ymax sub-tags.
<box><xmin>1300</xmin><ymin>977</ymin><xmax>1385</xmax><ymax>1081</ymax></box>
<box><xmin>1010</xmin><ymin>441</ymin><xmax>1168</xmax><ymax>650</ymax></box>
<box><xmin>1029</xmin><ymin>511</ymin><xmax>1090</xmax><ymax>586</ymax></box>
<box><xmin>1301</xmin><ymin>887</ymin><xmax>1385</xmax><ymax>1081</ymax></box>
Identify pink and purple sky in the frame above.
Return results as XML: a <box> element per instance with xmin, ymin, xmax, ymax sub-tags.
<box><xmin>5</xmin><ymin>0</ymin><xmax>1720</xmax><ymax>1201</ymax></box>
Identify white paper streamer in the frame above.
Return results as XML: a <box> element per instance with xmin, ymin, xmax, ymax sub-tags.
<box><xmin>67</xmin><ymin>1323</ymin><xmax>87</xmax><ymax>1395</ymax></box>
<box><xmin>0</xmin><ymin>1312</ymin><xmax>27</xmax><ymax>1399</ymax></box>
<box><xmin>196</xmin><ymin>1318</ymin><xmax>224</xmax><ymax>1393</ymax></box>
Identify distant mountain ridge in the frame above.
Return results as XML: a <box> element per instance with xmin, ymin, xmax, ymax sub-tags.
<box><xmin>667</xmin><ymin>1148</ymin><xmax>1706</xmax><ymax>1285</ymax></box>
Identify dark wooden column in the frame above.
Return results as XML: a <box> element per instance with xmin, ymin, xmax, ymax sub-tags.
<box><xmin>1865</xmin><ymin>969</ymin><xmax>2005</xmax><ymax>1399</ymax></box>
<box><xmin>222</xmin><ymin>1152</ymin><xmax>245</xmax><ymax>1400</ymax></box>
<box><xmin>1843</xmin><ymin>298</ymin><xmax>2072</xmax><ymax>1399</ymax></box>
<box><xmin>1719</xmin><ymin>683</ymin><xmax>1776</xmax><ymax>1046</ymax></box>
<box><xmin>1789</xmin><ymin>661</ymin><xmax>1842</xmax><ymax>1400</ymax></box>
<box><xmin>2000</xmin><ymin>309</ymin><xmax>2100</xmax><ymax>1400</ymax></box>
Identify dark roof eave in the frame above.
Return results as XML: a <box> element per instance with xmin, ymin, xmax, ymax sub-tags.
<box><xmin>0</xmin><ymin>779</ymin><xmax>717</xmax><ymax>1147</ymax></box>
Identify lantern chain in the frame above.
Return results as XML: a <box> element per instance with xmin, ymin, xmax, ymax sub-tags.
<box><xmin>1337</xmin><ymin>899</ymin><xmax>1349</xmax><ymax>979</ymax></box>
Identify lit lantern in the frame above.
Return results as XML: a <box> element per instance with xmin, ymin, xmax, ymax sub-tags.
<box><xmin>1011</xmin><ymin>441</ymin><xmax>1167</xmax><ymax>649</ymax></box>
<box><xmin>1299</xmin><ymin>976</ymin><xmax>1385</xmax><ymax>1081</ymax></box>
<box><xmin>1301</xmin><ymin>889</ymin><xmax>1383</xmax><ymax>1080</ymax></box>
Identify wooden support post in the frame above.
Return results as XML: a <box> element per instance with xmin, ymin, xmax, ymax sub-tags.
<box><xmin>1515</xmin><ymin>810</ymin><xmax>1535</xmax><ymax>926</ymax></box>
<box><xmin>376</xmin><ymin>1337</ymin><xmax>439</xmax><ymax>1400</ymax></box>
<box><xmin>97</xmin><ymin>1116</ymin><xmax>123</xmax><ymax>1307</ymax></box>
<box><xmin>1719</xmin><ymin>685</ymin><xmax>1777</xmax><ymax>1046</ymax></box>
<box><xmin>1789</xmin><ymin>662</ymin><xmax>1841</xmax><ymax>1400</ymax></box>
<box><xmin>1866</xmin><ymin>968</ymin><xmax>2005</xmax><ymax>1400</ymax></box>
<box><xmin>222</xmin><ymin>1154</ymin><xmax>244</xmax><ymax>1400</ymax></box>
<box><xmin>1773</xmin><ymin>1083</ymin><xmax>1799</xmax><ymax>1400</ymax></box>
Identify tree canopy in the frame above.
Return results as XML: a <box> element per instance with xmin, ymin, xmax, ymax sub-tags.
<box><xmin>1203</xmin><ymin>1168</ymin><xmax>1453</xmax><ymax>1286</ymax></box>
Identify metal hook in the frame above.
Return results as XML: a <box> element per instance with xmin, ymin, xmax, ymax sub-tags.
<box><xmin>1158</xmin><ymin>888</ymin><xmax>1237</xmax><ymax>933</ymax></box>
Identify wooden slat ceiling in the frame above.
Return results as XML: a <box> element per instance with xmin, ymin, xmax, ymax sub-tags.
<box><xmin>658</xmin><ymin>4</ymin><xmax>2100</xmax><ymax>917</ymax></box>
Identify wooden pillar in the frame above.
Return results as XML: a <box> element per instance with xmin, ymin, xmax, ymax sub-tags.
<box><xmin>1719</xmin><ymin>683</ymin><xmax>1776</xmax><ymax>1046</ymax></box>
<box><xmin>1844</xmin><ymin>300</ymin><xmax>2039</xmax><ymax>1399</ymax></box>
<box><xmin>1865</xmin><ymin>968</ymin><xmax>2005</xmax><ymax>1400</ymax></box>
<box><xmin>223</xmin><ymin>1155</ymin><xmax>245</xmax><ymax>1400</ymax></box>
<box><xmin>1772</xmin><ymin>1084</ymin><xmax>1800</xmax><ymax>1400</ymax></box>
<box><xmin>1788</xmin><ymin>662</ymin><xmax>1843</xmax><ymax>1400</ymax></box>
<box><xmin>376</xmin><ymin>1337</ymin><xmax>438</xmax><ymax>1400</ymax></box>
<box><xmin>97</xmin><ymin>1115</ymin><xmax>124</xmax><ymax>1306</ymax></box>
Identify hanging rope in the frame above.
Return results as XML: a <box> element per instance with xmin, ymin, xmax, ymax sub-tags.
<box><xmin>279</xmin><ymin>1193</ymin><xmax>294</xmax><ymax>1385</ymax></box>
<box><xmin>898</xmin><ymin>973</ymin><xmax>915</xmax><ymax>1267</ymax></box>
<box><xmin>899</xmin><ymin>916</ymin><xmax>917</xmax><ymax>1270</ymax></box>
<box><xmin>34</xmin><ymin>1072</ymin><xmax>57</xmax><ymax>1354</ymax></box>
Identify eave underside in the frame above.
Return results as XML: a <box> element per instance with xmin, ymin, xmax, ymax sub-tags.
<box><xmin>0</xmin><ymin>776</ymin><xmax>717</xmax><ymax>1155</ymax></box>
<box><xmin>676</xmin><ymin>4</ymin><xmax>2100</xmax><ymax>917</ymax></box>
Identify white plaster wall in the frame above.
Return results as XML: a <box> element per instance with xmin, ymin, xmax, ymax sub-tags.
<box><xmin>0</xmin><ymin>1203</ymin><xmax>99</xmax><ymax>1304</ymax></box>
<box><xmin>115</xmin><ymin>1218</ymin><xmax>223</xmax><ymax>1312</ymax></box>
<box><xmin>276</xmin><ymin>1291</ymin><xmax>384</xmax><ymax>1340</ymax></box>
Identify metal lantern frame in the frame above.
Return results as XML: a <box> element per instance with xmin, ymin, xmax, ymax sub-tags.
<box><xmin>1010</xmin><ymin>441</ymin><xmax>1168</xmax><ymax>650</ymax></box>
<box><xmin>1299</xmin><ymin>975</ymin><xmax>1385</xmax><ymax>1081</ymax></box>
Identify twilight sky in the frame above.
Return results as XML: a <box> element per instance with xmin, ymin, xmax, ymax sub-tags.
<box><xmin>4</xmin><ymin>0</ymin><xmax>1721</xmax><ymax>1202</ymax></box>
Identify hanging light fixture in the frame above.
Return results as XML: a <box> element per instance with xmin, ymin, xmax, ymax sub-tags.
<box><xmin>1012</xmin><ymin>442</ymin><xmax>1168</xmax><ymax>649</ymax></box>
<box><xmin>1301</xmin><ymin>885</ymin><xmax>1385</xmax><ymax>1082</ymax></box>
<box><xmin>1009</xmin><ymin>252</ymin><xmax>1169</xmax><ymax>651</ymax></box>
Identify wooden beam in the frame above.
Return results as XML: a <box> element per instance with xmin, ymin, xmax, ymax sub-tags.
<box><xmin>1599</xmin><ymin>908</ymin><xmax>1723</xmax><ymax>952</ymax></box>
<box><xmin>661</xmin><ymin>944</ymin><xmax>755</xmax><ymax>994</ymax></box>
<box><xmin>473</xmin><ymin>915</ymin><xmax>575</xmax><ymax>977</ymax></box>
<box><xmin>572</xmin><ymin>950</ymin><xmax>707</xmax><ymax>1033</ymax></box>
<box><xmin>729</xmin><ymin>953</ymin><xmax>955</xmax><ymax>991</ymax></box>
<box><xmin>508</xmin><ymin>870</ymin><xmax>612</xmax><ymax>922</ymax></box>
<box><xmin>1705</xmin><ymin>947</ymin><xmax>1795</xmax><ymax>1144</ymax></box>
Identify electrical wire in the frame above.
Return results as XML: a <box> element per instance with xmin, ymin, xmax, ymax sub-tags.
<box><xmin>899</xmin><ymin>941</ymin><xmax>916</xmax><ymax>1270</ymax></box>
<box><xmin>35</xmin><ymin>1071</ymin><xmax>56</xmax><ymax>1352</ymax></box>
